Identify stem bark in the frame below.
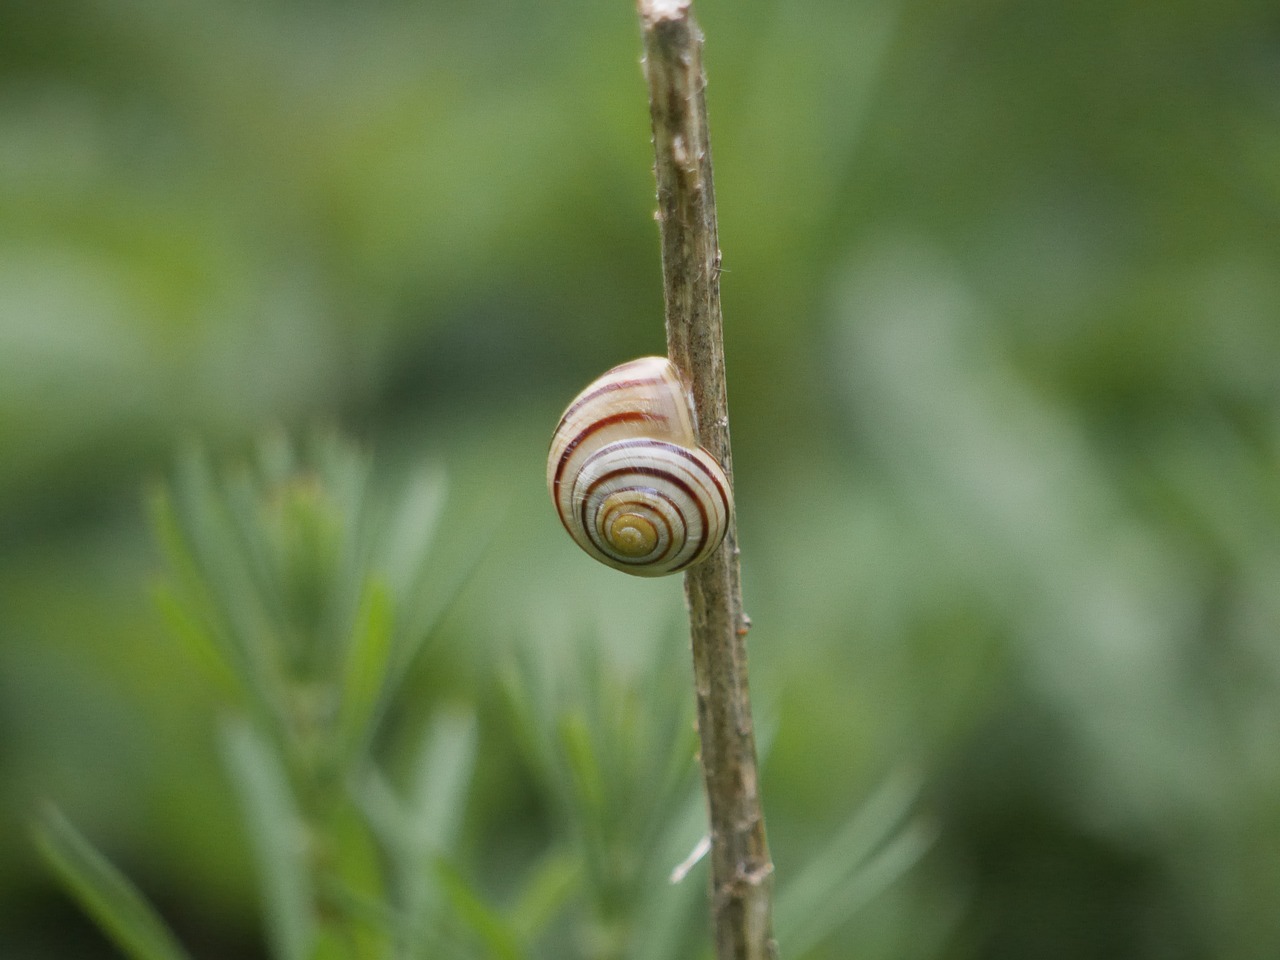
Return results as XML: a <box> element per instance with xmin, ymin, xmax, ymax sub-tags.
<box><xmin>637</xmin><ymin>3</ymin><xmax>778</xmax><ymax>958</ymax></box>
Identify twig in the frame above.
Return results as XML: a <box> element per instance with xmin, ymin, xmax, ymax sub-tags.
<box><xmin>637</xmin><ymin>2</ymin><xmax>778</xmax><ymax>958</ymax></box>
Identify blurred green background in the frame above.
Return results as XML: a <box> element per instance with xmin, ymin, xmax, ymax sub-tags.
<box><xmin>3</xmin><ymin>0</ymin><xmax>1279</xmax><ymax>956</ymax></box>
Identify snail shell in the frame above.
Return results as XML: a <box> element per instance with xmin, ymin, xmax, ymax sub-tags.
<box><xmin>547</xmin><ymin>357</ymin><xmax>732</xmax><ymax>577</ymax></box>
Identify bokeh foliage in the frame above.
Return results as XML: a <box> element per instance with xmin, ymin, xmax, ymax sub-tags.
<box><xmin>2</xmin><ymin>0</ymin><xmax>1278</xmax><ymax>957</ymax></box>
<box><xmin>28</xmin><ymin>436</ymin><xmax>926</xmax><ymax>960</ymax></box>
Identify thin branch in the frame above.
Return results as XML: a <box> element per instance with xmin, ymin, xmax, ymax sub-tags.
<box><xmin>637</xmin><ymin>3</ymin><xmax>778</xmax><ymax>958</ymax></box>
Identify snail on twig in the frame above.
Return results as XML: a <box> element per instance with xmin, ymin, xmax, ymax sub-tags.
<box><xmin>547</xmin><ymin>356</ymin><xmax>732</xmax><ymax>577</ymax></box>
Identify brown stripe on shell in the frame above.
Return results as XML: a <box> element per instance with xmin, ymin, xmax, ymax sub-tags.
<box><xmin>551</xmin><ymin>410</ymin><xmax>656</xmax><ymax>511</ymax></box>
<box><xmin>580</xmin><ymin>457</ymin><xmax>710</xmax><ymax>568</ymax></box>
<box><xmin>587</xmin><ymin>438</ymin><xmax>730</xmax><ymax>522</ymax></box>
<box><xmin>554</xmin><ymin>369</ymin><xmax>672</xmax><ymax>434</ymax></box>
<box><xmin>583</xmin><ymin>484</ymin><xmax>683</xmax><ymax>568</ymax></box>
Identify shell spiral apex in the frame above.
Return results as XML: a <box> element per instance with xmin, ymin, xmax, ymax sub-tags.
<box><xmin>547</xmin><ymin>356</ymin><xmax>732</xmax><ymax>577</ymax></box>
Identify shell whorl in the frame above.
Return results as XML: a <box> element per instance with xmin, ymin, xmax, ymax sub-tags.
<box><xmin>548</xmin><ymin>357</ymin><xmax>732</xmax><ymax>577</ymax></box>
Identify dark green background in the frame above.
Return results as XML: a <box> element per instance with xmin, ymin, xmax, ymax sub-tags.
<box><xmin>2</xmin><ymin>0</ymin><xmax>1278</xmax><ymax>956</ymax></box>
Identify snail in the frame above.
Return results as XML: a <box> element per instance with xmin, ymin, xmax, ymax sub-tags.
<box><xmin>547</xmin><ymin>356</ymin><xmax>732</xmax><ymax>577</ymax></box>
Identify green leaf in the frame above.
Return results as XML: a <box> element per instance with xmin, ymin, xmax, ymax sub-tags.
<box><xmin>498</xmin><ymin>650</ymin><xmax>561</xmax><ymax>807</ymax></box>
<box><xmin>434</xmin><ymin>860</ymin><xmax>526</xmax><ymax>960</ymax></box>
<box><xmin>798</xmin><ymin>818</ymin><xmax>937</xmax><ymax>953</ymax></box>
<box><xmin>558</xmin><ymin>711</ymin><xmax>606</xmax><ymax>821</ymax></box>
<box><xmin>385</xmin><ymin>474</ymin><xmax>503</xmax><ymax>700</ymax></box>
<box><xmin>775</xmin><ymin>770</ymin><xmax>933</xmax><ymax>957</ymax></box>
<box><xmin>220</xmin><ymin>718</ymin><xmax>314</xmax><ymax>960</ymax></box>
<box><xmin>148</xmin><ymin>483</ymin><xmax>244</xmax><ymax>695</ymax></box>
<box><xmin>380</xmin><ymin>470</ymin><xmax>447</xmax><ymax>601</ymax></box>
<box><xmin>628</xmin><ymin>790</ymin><xmax>707</xmax><ymax>960</ymax></box>
<box><xmin>507</xmin><ymin>849</ymin><xmax>581</xmax><ymax>943</ymax></box>
<box><xmin>557</xmin><ymin>709</ymin><xmax>610</xmax><ymax>884</ymax></box>
<box><xmin>32</xmin><ymin>807</ymin><xmax>195</xmax><ymax>960</ymax></box>
<box><xmin>336</xmin><ymin>579</ymin><xmax>395</xmax><ymax>760</ymax></box>
<box><xmin>356</xmin><ymin>707</ymin><xmax>478</xmax><ymax>959</ymax></box>
<box><xmin>220</xmin><ymin>465</ymin><xmax>290</xmax><ymax>647</ymax></box>
<box><xmin>356</xmin><ymin>769</ymin><xmax>432</xmax><ymax>957</ymax></box>
<box><xmin>407</xmin><ymin>706</ymin><xmax>477</xmax><ymax>854</ymax></box>
<box><xmin>150</xmin><ymin>581</ymin><xmax>242</xmax><ymax>700</ymax></box>
<box><xmin>309</xmin><ymin>803</ymin><xmax>395</xmax><ymax>960</ymax></box>
<box><xmin>163</xmin><ymin>448</ymin><xmax>285</xmax><ymax>728</ymax></box>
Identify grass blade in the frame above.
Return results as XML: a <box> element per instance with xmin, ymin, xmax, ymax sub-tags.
<box><xmin>407</xmin><ymin>706</ymin><xmax>477</xmax><ymax>854</ymax></box>
<box><xmin>336</xmin><ymin>579</ymin><xmax>395</xmax><ymax>761</ymax></box>
<box><xmin>434</xmin><ymin>860</ymin><xmax>525</xmax><ymax>960</ymax></box>
<box><xmin>32</xmin><ymin>806</ymin><xmax>195</xmax><ymax>960</ymax></box>
<box><xmin>776</xmin><ymin>770</ymin><xmax>931</xmax><ymax>956</ymax></box>
<box><xmin>220</xmin><ymin>718</ymin><xmax>314</xmax><ymax>960</ymax></box>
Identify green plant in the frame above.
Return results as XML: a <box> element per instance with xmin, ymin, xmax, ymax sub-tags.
<box><xmin>35</xmin><ymin>433</ymin><xmax>483</xmax><ymax>960</ymax></box>
<box><xmin>33</xmin><ymin>432</ymin><xmax>931</xmax><ymax>959</ymax></box>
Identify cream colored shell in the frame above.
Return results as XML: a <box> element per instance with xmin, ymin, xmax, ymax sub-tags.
<box><xmin>547</xmin><ymin>357</ymin><xmax>732</xmax><ymax>576</ymax></box>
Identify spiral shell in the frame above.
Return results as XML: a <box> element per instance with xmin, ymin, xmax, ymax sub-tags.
<box><xmin>547</xmin><ymin>357</ymin><xmax>732</xmax><ymax>577</ymax></box>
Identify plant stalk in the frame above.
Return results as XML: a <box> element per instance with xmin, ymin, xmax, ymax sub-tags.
<box><xmin>637</xmin><ymin>2</ymin><xmax>777</xmax><ymax>958</ymax></box>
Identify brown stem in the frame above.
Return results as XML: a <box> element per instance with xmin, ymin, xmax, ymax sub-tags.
<box><xmin>637</xmin><ymin>2</ymin><xmax>777</xmax><ymax>958</ymax></box>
